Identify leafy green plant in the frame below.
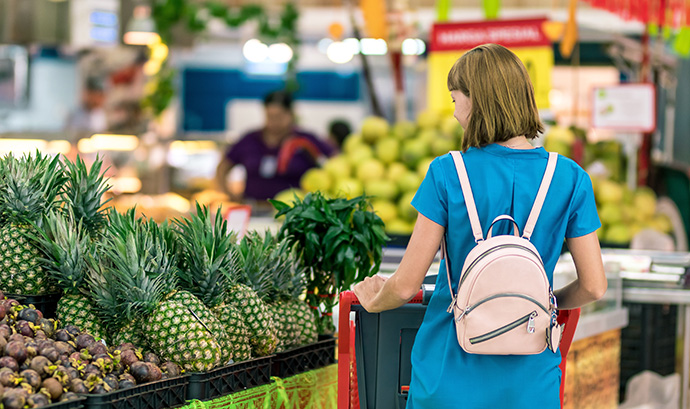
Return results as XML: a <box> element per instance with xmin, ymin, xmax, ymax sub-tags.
<box><xmin>270</xmin><ymin>192</ymin><xmax>389</xmax><ymax>333</ymax></box>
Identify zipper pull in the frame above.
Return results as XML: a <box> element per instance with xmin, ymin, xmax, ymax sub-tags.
<box><xmin>527</xmin><ymin>311</ymin><xmax>537</xmax><ymax>334</ymax></box>
<box><xmin>446</xmin><ymin>296</ymin><xmax>457</xmax><ymax>313</ymax></box>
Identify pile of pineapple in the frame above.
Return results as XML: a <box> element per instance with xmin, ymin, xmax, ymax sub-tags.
<box><xmin>0</xmin><ymin>152</ymin><xmax>318</xmax><ymax>376</ymax></box>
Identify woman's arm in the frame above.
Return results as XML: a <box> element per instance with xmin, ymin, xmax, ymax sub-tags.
<box><xmin>554</xmin><ymin>232</ymin><xmax>608</xmax><ymax>309</ymax></box>
<box><xmin>215</xmin><ymin>158</ymin><xmax>236</xmax><ymax>197</ymax></box>
<box><xmin>353</xmin><ymin>213</ymin><xmax>445</xmax><ymax>313</ymax></box>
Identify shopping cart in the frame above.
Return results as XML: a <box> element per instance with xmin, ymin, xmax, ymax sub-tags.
<box><xmin>338</xmin><ymin>285</ymin><xmax>581</xmax><ymax>409</ymax></box>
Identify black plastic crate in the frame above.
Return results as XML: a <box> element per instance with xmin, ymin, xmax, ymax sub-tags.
<box><xmin>619</xmin><ymin>302</ymin><xmax>678</xmax><ymax>401</ymax></box>
<box><xmin>4</xmin><ymin>292</ymin><xmax>60</xmax><ymax>318</ymax></box>
<box><xmin>46</xmin><ymin>397</ymin><xmax>87</xmax><ymax>409</ymax></box>
<box><xmin>82</xmin><ymin>375</ymin><xmax>189</xmax><ymax>409</ymax></box>
<box><xmin>187</xmin><ymin>356</ymin><xmax>272</xmax><ymax>401</ymax></box>
<box><xmin>272</xmin><ymin>336</ymin><xmax>336</xmax><ymax>378</ymax></box>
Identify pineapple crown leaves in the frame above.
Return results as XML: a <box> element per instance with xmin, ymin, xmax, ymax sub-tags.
<box><xmin>101</xmin><ymin>212</ymin><xmax>179</xmax><ymax>319</ymax></box>
<box><xmin>62</xmin><ymin>155</ymin><xmax>112</xmax><ymax>239</ymax></box>
<box><xmin>30</xmin><ymin>211</ymin><xmax>94</xmax><ymax>296</ymax></box>
<box><xmin>0</xmin><ymin>151</ymin><xmax>67</xmax><ymax>225</ymax></box>
<box><xmin>270</xmin><ymin>191</ymin><xmax>389</xmax><ymax>293</ymax></box>
<box><xmin>173</xmin><ymin>203</ymin><xmax>238</xmax><ymax>308</ymax></box>
<box><xmin>85</xmin><ymin>254</ymin><xmax>129</xmax><ymax>331</ymax></box>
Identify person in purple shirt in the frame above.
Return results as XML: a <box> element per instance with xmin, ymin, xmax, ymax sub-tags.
<box><xmin>215</xmin><ymin>90</ymin><xmax>335</xmax><ymax>203</ymax></box>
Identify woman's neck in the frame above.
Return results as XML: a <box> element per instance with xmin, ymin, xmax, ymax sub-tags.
<box><xmin>497</xmin><ymin>136</ymin><xmax>533</xmax><ymax>150</ymax></box>
<box><xmin>263</xmin><ymin>129</ymin><xmax>290</xmax><ymax>148</ymax></box>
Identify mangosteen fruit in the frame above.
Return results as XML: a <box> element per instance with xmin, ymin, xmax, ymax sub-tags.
<box><xmin>1</xmin><ymin>389</ymin><xmax>26</xmax><ymax>409</ymax></box>
<box><xmin>24</xmin><ymin>341</ymin><xmax>37</xmax><ymax>360</ymax></box>
<box><xmin>5</xmin><ymin>341</ymin><xmax>27</xmax><ymax>364</ymax></box>
<box><xmin>16</xmin><ymin>308</ymin><xmax>39</xmax><ymax>324</ymax></box>
<box><xmin>91</xmin><ymin>383</ymin><xmax>107</xmax><ymax>394</ymax></box>
<box><xmin>63</xmin><ymin>326</ymin><xmax>80</xmax><ymax>338</ymax></box>
<box><xmin>119</xmin><ymin>373</ymin><xmax>135</xmax><ymax>383</ymax></box>
<box><xmin>27</xmin><ymin>392</ymin><xmax>50</xmax><ymax>408</ymax></box>
<box><xmin>68</xmin><ymin>352</ymin><xmax>82</xmax><ymax>363</ymax></box>
<box><xmin>0</xmin><ymin>356</ymin><xmax>19</xmax><ymax>372</ymax></box>
<box><xmin>160</xmin><ymin>362</ymin><xmax>181</xmax><ymax>378</ymax></box>
<box><xmin>0</xmin><ymin>304</ymin><xmax>6</xmax><ymax>321</ymax></box>
<box><xmin>28</xmin><ymin>356</ymin><xmax>51</xmax><ymax>377</ymax></box>
<box><xmin>60</xmin><ymin>391</ymin><xmax>78</xmax><ymax>401</ymax></box>
<box><xmin>129</xmin><ymin>361</ymin><xmax>149</xmax><ymax>384</ymax></box>
<box><xmin>18</xmin><ymin>369</ymin><xmax>41</xmax><ymax>390</ymax></box>
<box><xmin>40</xmin><ymin>347</ymin><xmax>59</xmax><ymax>363</ymax></box>
<box><xmin>54</xmin><ymin>341</ymin><xmax>74</xmax><ymax>356</ymax></box>
<box><xmin>0</xmin><ymin>368</ymin><xmax>17</xmax><ymax>387</ymax></box>
<box><xmin>7</xmin><ymin>334</ymin><xmax>24</xmax><ymax>343</ymax></box>
<box><xmin>82</xmin><ymin>363</ymin><xmax>101</xmax><ymax>377</ymax></box>
<box><xmin>145</xmin><ymin>362</ymin><xmax>162</xmax><ymax>382</ymax></box>
<box><xmin>41</xmin><ymin>377</ymin><xmax>62</xmax><ymax>401</ymax></box>
<box><xmin>64</xmin><ymin>366</ymin><xmax>79</xmax><ymax>381</ymax></box>
<box><xmin>116</xmin><ymin>343</ymin><xmax>135</xmax><ymax>352</ymax></box>
<box><xmin>69</xmin><ymin>378</ymin><xmax>88</xmax><ymax>394</ymax></box>
<box><xmin>87</xmin><ymin>342</ymin><xmax>107</xmax><ymax>357</ymax></box>
<box><xmin>118</xmin><ymin>378</ymin><xmax>135</xmax><ymax>389</ymax></box>
<box><xmin>75</xmin><ymin>334</ymin><xmax>95</xmax><ymax>350</ymax></box>
<box><xmin>15</xmin><ymin>320</ymin><xmax>34</xmax><ymax>337</ymax></box>
<box><xmin>54</xmin><ymin>329</ymin><xmax>71</xmax><ymax>343</ymax></box>
<box><xmin>103</xmin><ymin>374</ymin><xmax>119</xmax><ymax>391</ymax></box>
<box><xmin>143</xmin><ymin>352</ymin><xmax>160</xmax><ymax>366</ymax></box>
<box><xmin>0</xmin><ymin>324</ymin><xmax>11</xmax><ymax>339</ymax></box>
<box><xmin>0</xmin><ymin>336</ymin><xmax>6</xmax><ymax>351</ymax></box>
<box><xmin>3</xmin><ymin>299</ymin><xmax>19</xmax><ymax>309</ymax></box>
<box><xmin>119</xmin><ymin>350</ymin><xmax>139</xmax><ymax>367</ymax></box>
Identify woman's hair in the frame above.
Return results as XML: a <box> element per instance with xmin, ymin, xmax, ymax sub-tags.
<box><xmin>263</xmin><ymin>90</ymin><xmax>294</xmax><ymax>111</ymax></box>
<box><xmin>447</xmin><ymin>43</ymin><xmax>543</xmax><ymax>151</ymax></box>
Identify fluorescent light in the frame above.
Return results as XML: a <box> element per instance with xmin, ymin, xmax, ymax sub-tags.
<box><xmin>0</xmin><ymin>139</ymin><xmax>48</xmax><ymax>154</ymax></box>
<box><xmin>360</xmin><ymin>38</ymin><xmax>387</xmax><ymax>55</ymax></box>
<box><xmin>402</xmin><ymin>38</ymin><xmax>426</xmax><ymax>55</ymax></box>
<box><xmin>110</xmin><ymin>177</ymin><xmax>142</xmax><ymax>193</ymax></box>
<box><xmin>327</xmin><ymin>41</ymin><xmax>355</xmax><ymax>64</ymax></box>
<box><xmin>343</xmin><ymin>38</ymin><xmax>361</xmax><ymax>55</ymax></box>
<box><xmin>318</xmin><ymin>38</ymin><xmax>334</xmax><ymax>54</ymax></box>
<box><xmin>243</xmin><ymin>39</ymin><xmax>268</xmax><ymax>63</ymax></box>
<box><xmin>46</xmin><ymin>140</ymin><xmax>71</xmax><ymax>155</ymax></box>
<box><xmin>79</xmin><ymin>134</ymin><xmax>139</xmax><ymax>153</ymax></box>
<box><xmin>268</xmin><ymin>43</ymin><xmax>293</xmax><ymax>63</ymax></box>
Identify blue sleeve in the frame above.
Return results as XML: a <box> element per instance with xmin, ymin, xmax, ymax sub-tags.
<box><xmin>411</xmin><ymin>157</ymin><xmax>448</xmax><ymax>228</ymax></box>
<box><xmin>565</xmin><ymin>171</ymin><xmax>601</xmax><ymax>238</ymax></box>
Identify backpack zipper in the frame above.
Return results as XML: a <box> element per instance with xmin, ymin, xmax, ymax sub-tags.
<box><xmin>455</xmin><ymin>292</ymin><xmax>548</xmax><ymax>322</ymax></box>
<box><xmin>469</xmin><ymin>311</ymin><xmax>537</xmax><ymax>344</ymax></box>
<box><xmin>459</xmin><ymin>243</ymin><xmax>543</xmax><ymax>289</ymax></box>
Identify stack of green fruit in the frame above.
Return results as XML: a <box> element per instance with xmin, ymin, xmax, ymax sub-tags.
<box><xmin>0</xmin><ymin>152</ymin><xmax>320</xmax><ymax>377</ymax></box>
<box><xmin>278</xmin><ymin>112</ymin><xmax>463</xmax><ymax>235</ymax></box>
<box><xmin>592</xmin><ymin>178</ymin><xmax>673</xmax><ymax>245</ymax></box>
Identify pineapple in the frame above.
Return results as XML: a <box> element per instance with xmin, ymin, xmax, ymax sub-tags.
<box><xmin>238</xmin><ymin>232</ymin><xmax>301</xmax><ymax>352</ymax></box>
<box><xmin>102</xmin><ymin>212</ymin><xmax>224</xmax><ymax>371</ymax></box>
<box><xmin>62</xmin><ymin>155</ymin><xmax>111</xmax><ymax>239</ymax></box>
<box><xmin>287</xmin><ymin>265</ymin><xmax>318</xmax><ymax>346</ymax></box>
<box><xmin>33</xmin><ymin>211</ymin><xmax>106</xmax><ymax>340</ymax></box>
<box><xmin>174</xmin><ymin>204</ymin><xmax>250</xmax><ymax>362</ymax></box>
<box><xmin>0</xmin><ymin>152</ymin><xmax>66</xmax><ymax>295</ymax></box>
<box><xmin>228</xmin><ymin>232</ymin><xmax>278</xmax><ymax>356</ymax></box>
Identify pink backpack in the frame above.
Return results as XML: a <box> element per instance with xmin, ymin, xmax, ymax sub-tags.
<box><xmin>444</xmin><ymin>151</ymin><xmax>562</xmax><ymax>355</ymax></box>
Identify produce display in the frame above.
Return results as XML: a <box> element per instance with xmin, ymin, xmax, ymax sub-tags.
<box><xmin>0</xmin><ymin>291</ymin><xmax>182</xmax><ymax>407</ymax></box>
<box><xmin>0</xmin><ymin>152</ymin><xmax>321</xmax><ymax>402</ymax></box>
<box><xmin>276</xmin><ymin>112</ymin><xmax>464</xmax><ymax>235</ymax></box>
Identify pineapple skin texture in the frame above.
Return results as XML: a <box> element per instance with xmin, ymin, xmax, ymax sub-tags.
<box><xmin>0</xmin><ymin>224</ymin><xmax>58</xmax><ymax>295</ymax></box>
<box><xmin>225</xmin><ymin>284</ymin><xmax>278</xmax><ymax>357</ymax></box>
<box><xmin>57</xmin><ymin>293</ymin><xmax>106</xmax><ymax>341</ymax></box>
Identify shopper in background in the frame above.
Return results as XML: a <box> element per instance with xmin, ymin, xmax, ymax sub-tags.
<box><xmin>327</xmin><ymin>118</ymin><xmax>352</xmax><ymax>151</ymax></box>
<box><xmin>215</xmin><ymin>90</ymin><xmax>335</xmax><ymax>203</ymax></box>
<box><xmin>353</xmin><ymin>44</ymin><xmax>607</xmax><ymax>408</ymax></box>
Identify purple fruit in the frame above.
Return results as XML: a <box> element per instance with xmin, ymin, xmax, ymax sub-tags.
<box><xmin>63</xmin><ymin>326</ymin><xmax>80</xmax><ymax>337</ymax></box>
<box><xmin>0</xmin><ymin>324</ymin><xmax>11</xmax><ymax>339</ymax></box>
<box><xmin>120</xmin><ymin>350</ymin><xmax>139</xmax><ymax>367</ymax></box>
<box><xmin>143</xmin><ymin>352</ymin><xmax>160</xmax><ymax>366</ymax></box>
<box><xmin>54</xmin><ymin>341</ymin><xmax>74</xmax><ymax>356</ymax></box>
<box><xmin>83</xmin><ymin>364</ymin><xmax>101</xmax><ymax>377</ymax></box>
<box><xmin>75</xmin><ymin>334</ymin><xmax>95</xmax><ymax>350</ymax></box>
<box><xmin>16</xmin><ymin>308</ymin><xmax>39</xmax><ymax>324</ymax></box>
<box><xmin>103</xmin><ymin>374</ymin><xmax>119</xmax><ymax>391</ymax></box>
<box><xmin>41</xmin><ymin>377</ymin><xmax>62</xmax><ymax>400</ymax></box>
<box><xmin>5</xmin><ymin>341</ymin><xmax>27</xmax><ymax>364</ymax></box>
<box><xmin>7</xmin><ymin>334</ymin><xmax>24</xmax><ymax>343</ymax></box>
<box><xmin>40</xmin><ymin>347</ymin><xmax>59</xmax><ymax>363</ymax></box>
<box><xmin>69</xmin><ymin>378</ymin><xmax>88</xmax><ymax>394</ymax></box>
<box><xmin>54</xmin><ymin>330</ymin><xmax>71</xmax><ymax>343</ymax></box>
<box><xmin>36</xmin><ymin>319</ymin><xmax>54</xmax><ymax>338</ymax></box>
<box><xmin>0</xmin><ymin>304</ymin><xmax>6</xmax><ymax>321</ymax></box>
<box><xmin>0</xmin><ymin>367</ymin><xmax>17</xmax><ymax>387</ymax></box>
<box><xmin>145</xmin><ymin>362</ymin><xmax>162</xmax><ymax>382</ymax></box>
<box><xmin>15</xmin><ymin>320</ymin><xmax>33</xmax><ymax>337</ymax></box>
<box><xmin>116</xmin><ymin>343</ymin><xmax>135</xmax><ymax>352</ymax></box>
<box><xmin>1</xmin><ymin>390</ymin><xmax>26</xmax><ymax>409</ymax></box>
<box><xmin>119</xmin><ymin>373</ymin><xmax>135</xmax><ymax>383</ymax></box>
<box><xmin>28</xmin><ymin>356</ymin><xmax>51</xmax><ymax>377</ymax></box>
<box><xmin>60</xmin><ymin>391</ymin><xmax>78</xmax><ymax>401</ymax></box>
<box><xmin>160</xmin><ymin>362</ymin><xmax>181</xmax><ymax>378</ymax></box>
<box><xmin>27</xmin><ymin>392</ymin><xmax>50</xmax><ymax>407</ymax></box>
<box><xmin>118</xmin><ymin>379</ymin><xmax>135</xmax><ymax>389</ymax></box>
<box><xmin>0</xmin><ymin>336</ymin><xmax>6</xmax><ymax>351</ymax></box>
<box><xmin>88</xmin><ymin>342</ymin><xmax>107</xmax><ymax>357</ymax></box>
<box><xmin>19</xmin><ymin>369</ymin><xmax>41</xmax><ymax>390</ymax></box>
<box><xmin>91</xmin><ymin>383</ymin><xmax>107</xmax><ymax>394</ymax></box>
<box><xmin>129</xmin><ymin>361</ymin><xmax>149</xmax><ymax>383</ymax></box>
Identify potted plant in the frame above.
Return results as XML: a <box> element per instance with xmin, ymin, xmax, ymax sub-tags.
<box><xmin>270</xmin><ymin>192</ymin><xmax>389</xmax><ymax>333</ymax></box>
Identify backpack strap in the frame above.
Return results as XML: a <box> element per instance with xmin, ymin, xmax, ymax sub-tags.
<box><xmin>522</xmin><ymin>152</ymin><xmax>558</xmax><ymax>240</ymax></box>
<box><xmin>449</xmin><ymin>151</ymin><xmax>484</xmax><ymax>243</ymax></box>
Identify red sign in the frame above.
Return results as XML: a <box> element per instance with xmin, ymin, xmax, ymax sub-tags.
<box><xmin>430</xmin><ymin>18</ymin><xmax>550</xmax><ymax>52</ymax></box>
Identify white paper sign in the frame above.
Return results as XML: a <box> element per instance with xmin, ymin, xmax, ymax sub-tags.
<box><xmin>592</xmin><ymin>84</ymin><xmax>655</xmax><ymax>132</ymax></box>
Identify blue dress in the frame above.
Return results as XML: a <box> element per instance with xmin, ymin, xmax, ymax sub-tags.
<box><xmin>408</xmin><ymin>144</ymin><xmax>601</xmax><ymax>409</ymax></box>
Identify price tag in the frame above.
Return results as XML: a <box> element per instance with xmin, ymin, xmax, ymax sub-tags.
<box><xmin>224</xmin><ymin>205</ymin><xmax>252</xmax><ymax>239</ymax></box>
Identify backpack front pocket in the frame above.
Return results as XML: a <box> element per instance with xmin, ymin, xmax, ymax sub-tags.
<box><xmin>469</xmin><ymin>311</ymin><xmax>537</xmax><ymax>344</ymax></box>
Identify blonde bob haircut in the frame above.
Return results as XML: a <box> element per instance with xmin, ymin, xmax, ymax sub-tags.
<box><xmin>447</xmin><ymin>43</ymin><xmax>544</xmax><ymax>151</ymax></box>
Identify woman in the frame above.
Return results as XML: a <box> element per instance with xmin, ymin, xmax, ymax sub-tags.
<box><xmin>353</xmin><ymin>44</ymin><xmax>607</xmax><ymax>408</ymax></box>
<box><xmin>215</xmin><ymin>90</ymin><xmax>335</xmax><ymax>203</ymax></box>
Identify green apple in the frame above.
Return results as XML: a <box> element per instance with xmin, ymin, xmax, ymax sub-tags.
<box><xmin>361</xmin><ymin>116</ymin><xmax>390</xmax><ymax>144</ymax></box>
<box><xmin>300</xmin><ymin>168</ymin><xmax>332</xmax><ymax>193</ymax></box>
<box><xmin>323</xmin><ymin>155</ymin><xmax>352</xmax><ymax>179</ymax></box>
<box><xmin>371</xmin><ymin>199</ymin><xmax>398</xmax><ymax>224</ymax></box>
<box><xmin>392</xmin><ymin>120</ymin><xmax>418</xmax><ymax>140</ymax></box>
<box><xmin>387</xmin><ymin>162</ymin><xmax>408</xmax><ymax>181</ymax></box>
<box><xmin>332</xmin><ymin>177</ymin><xmax>364</xmax><ymax>199</ymax></box>
<box><xmin>398</xmin><ymin>191</ymin><xmax>418</xmax><ymax>222</ymax></box>
<box><xmin>356</xmin><ymin>158</ymin><xmax>386</xmax><ymax>182</ymax></box>
<box><xmin>397</xmin><ymin>170</ymin><xmax>422</xmax><ymax>193</ymax></box>
<box><xmin>364</xmin><ymin>180</ymin><xmax>399</xmax><ymax>201</ymax></box>
<box><xmin>375</xmin><ymin>137</ymin><xmax>401</xmax><ymax>165</ymax></box>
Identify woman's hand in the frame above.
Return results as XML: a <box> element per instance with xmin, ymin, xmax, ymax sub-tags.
<box><xmin>353</xmin><ymin>275</ymin><xmax>387</xmax><ymax>312</ymax></box>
